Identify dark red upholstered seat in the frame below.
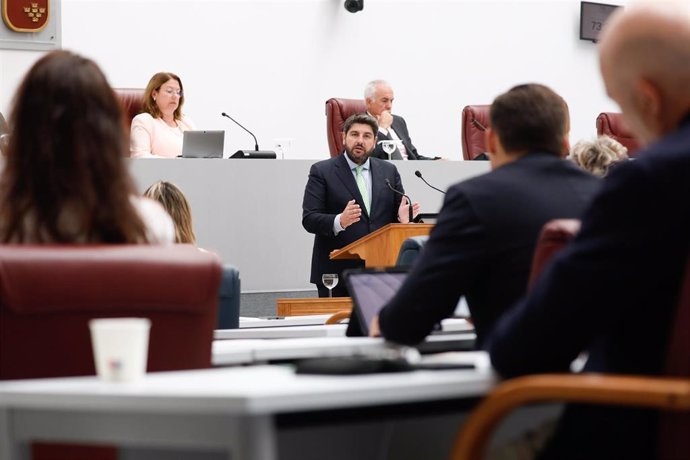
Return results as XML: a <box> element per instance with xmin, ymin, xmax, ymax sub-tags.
<box><xmin>325</xmin><ymin>98</ymin><xmax>367</xmax><ymax>158</ymax></box>
<box><xmin>0</xmin><ymin>244</ymin><xmax>222</xmax><ymax>459</ymax></box>
<box><xmin>461</xmin><ymin>105</ymin><xmax>491</xmax><ymax>161</ymax></box>
<box><xmin>527</xmin><ymin>219</ymin><xmax>581</xmax><ymax>289</ymax></box>
<box><xmin>596</xmin><ymin>112</ymin><xmax>641</xmax><ymax>157</ymax></box>
<box><xmin>114</xmin><ymin>88</ymin><xmax>145</xmax><ymax>125</ymax></box>
<box><xmin>659</xmin><ymin>249</ymin><xmax>690</xmax><ymax>458</ymax></box>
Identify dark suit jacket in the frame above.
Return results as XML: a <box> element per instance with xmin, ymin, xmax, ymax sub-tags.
<box><xmin>378</xmin><ymin>152</ymin><xmax>600</xmax><ymax>346</ymax></box>
<box><xmin>487</xmin><ymin>118</ymin><xmax>690</xmax><ymax>459</ymax></box>
<box><xmin>302</xmin><ymin>153</ymin><xmax>404</xmax><ymax>288</ymax></box>
<box><xmin>371</xmin><ymin>115</ymin><xmax>434</xmax><ymax>160</ymax></box>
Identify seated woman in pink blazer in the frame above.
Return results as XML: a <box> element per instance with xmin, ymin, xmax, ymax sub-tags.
<box><xmin>130</xmin><ymin>72</ymin><xmax>195</xmax><ymax>158</ymax></box>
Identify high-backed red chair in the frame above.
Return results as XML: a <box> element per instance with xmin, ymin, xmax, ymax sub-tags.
<box><xmin>461</xmin><ymin>105</ymin><xmax>491</xmax><ymax>160</ymax></box>
<box><xmin>114</xmin><ymin>88</ymin><xmax>145</xmax><ymax>125</ymax></box>
<box><xmin>596</xmin><ymin>112</ymin><xmax>641</xmax><ymax>157</ymax></box>
<box><xmin>0</xmin><ymin>244</ymin><xmax>222</xmax><ymax>459</ymax></box>
<box><xmin>527</xmin><ymin>219</ymin><xmax>581</xmax><ymax>288</ymax></box>
<box><xmin>325</xmin><ymin>97</ymin><xmax>367</xmax><ymax>158</ymax></box>
<box><xmin>451</xmin><ymin>228</ymin><xmax>690</xmax><ymax>460</ymax></box>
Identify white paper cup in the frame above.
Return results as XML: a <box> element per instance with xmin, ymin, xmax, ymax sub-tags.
<box><xmin>89</xmin><ymin>318</ymin><xmax>151</xmax><ymax>382</ymax></box>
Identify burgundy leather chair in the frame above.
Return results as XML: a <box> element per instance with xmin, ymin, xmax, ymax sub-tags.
<box><xmin>528</xmin><ymin>219</ymin><xmax>581</xmax><ymax>288</ymax></box>
<box><xmin>0</xmin><ymin>244</ymin><xmax>222</xmax><ymax>460</ymax></box>
<box><xmin>325</xmin><ymin>97</ymin><xmax>366</xmax><ymax>158</ymax></box>
<box><xmin>596</xmin><ymin>112</ymin><xmax>641</xmax><ymax>157</ymax></box>
<box><xmin>461</xmin><ymin>105</ymin><xmax>491</xmax><ymax>160</ymax></box>
<box><xmin>114</xmin><ymin>88</ymin><xmax>145</xmax><ymax>124</ymax></box>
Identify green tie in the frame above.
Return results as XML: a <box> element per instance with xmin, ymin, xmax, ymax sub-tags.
<box><xmin>355</xmin><ymin>165</ymin><xmax>370</xmax><ymax>214</ymax></box>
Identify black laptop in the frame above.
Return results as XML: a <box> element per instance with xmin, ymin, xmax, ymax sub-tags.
<box><xmin>343</xmin><ymin>268</ymin><xmax>475</xmax><ymax>353</ymax></box>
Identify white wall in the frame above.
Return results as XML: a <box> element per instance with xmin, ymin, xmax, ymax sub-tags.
<box><xmin>1</xmin><ymin>0</ymin><xmax>624</xmax><ymax>159</ymax></box>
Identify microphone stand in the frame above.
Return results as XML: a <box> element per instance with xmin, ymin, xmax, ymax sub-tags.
<box><xmin>414</xmin><ymin>170</ymin><xmax>446</xmax><ymax>194</ymax></box>
<box><xmin>385</xmin><ymin>179</ymin><xmax>414</xmax><ymax>223</ymax></box>
<box><xmin>221</xmin><ymin>112</ymin><xmax>276</xmax><ymax>159</ymax></box>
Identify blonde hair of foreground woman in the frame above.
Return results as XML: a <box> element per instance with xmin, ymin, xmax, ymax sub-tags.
<box><xmin>143</xmin><ymin>181</ymin><xmax>196</xmax><ymax>244</ymax></box>
<box><xmin>569</xmin><ymin>135</ymin><xmax>629</xmax><ymax>177</ymax></box>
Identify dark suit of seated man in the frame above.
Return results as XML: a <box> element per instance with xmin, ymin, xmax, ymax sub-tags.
<box><xmin>302</xmin><ymin>113</ymin><xmax>419</xmax><ymax>298</ymax></box>
<box><xmin>364</xmin><ymin>80</ymin><xmax>437</xmax><ymax>161</ymax></box>
<box><xmin>374</xmin><ymin>83</ymin><xmax>600</xmax><ymax>346</ymax></box>
<box><xmin>488</xmin><ymin>4</ymin><xmax>690</xmax><ymax>459</ymax></box>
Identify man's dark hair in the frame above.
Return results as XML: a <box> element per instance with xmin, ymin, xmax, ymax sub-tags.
<box><xmin>490</xmin><ymin>83</ymin><xmax>567</xmax><ymax>156</ymax></box>
<box><xmin>343</xmin><ymin>113</ymin><xmax>378</xmax><ymax>136</ymax></box>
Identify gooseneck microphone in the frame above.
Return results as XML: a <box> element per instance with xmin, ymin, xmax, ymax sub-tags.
<box><xmin>385</xmin><ymin>178</ymin><xmax>414</xmax><ymax>223</ymax></box>
<box><xmin>221</xmin><ymin>112</ymin><xmax>276</xmax><ymax>159</ymax></box>
<box><xmin>414</xmin><ymin>170</ymin><xmax>446</xmax><ymax>195</ymax></box>
<box><xmin>221</xmin><ymin>112</ymin><xmax>258</xmax><ymax>150</ymax></box>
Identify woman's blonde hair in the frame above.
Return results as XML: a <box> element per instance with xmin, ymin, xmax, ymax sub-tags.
<box><xmin>143</xmin><ymin>181</ymin><xmax>196</xmax><ymax>244</ymax></box>
<box><xmin>569</xmin><ymin>135</ymin><xmax>629</xmax><ymax>177</ymax></box>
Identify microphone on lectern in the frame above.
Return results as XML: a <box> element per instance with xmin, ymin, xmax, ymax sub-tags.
<box><xmin>385</xmin><ymin>178</ymin><xmax>415</xmax><ymax>223</ymax></box>
<box><xmin>414</xmin><ymin>170</ymin><xmax>446</xmax><ymax>195</ymax></box>
<box><xmin>221</xmin><ymin>112</ymin><xmax>276</xmax><ymax>159</ymax></box>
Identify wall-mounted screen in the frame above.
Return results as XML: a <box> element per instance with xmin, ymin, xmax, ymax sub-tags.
<box><xmin>580</xmin><ymin>1</ymin><xmax>620</xmax><ymax>42</ymax></box>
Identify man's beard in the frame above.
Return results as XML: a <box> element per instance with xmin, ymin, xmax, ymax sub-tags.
<box><xmin>344</xmin><ymin>144</ymin><xmax>373</xmax><ymax>165</ymax></box>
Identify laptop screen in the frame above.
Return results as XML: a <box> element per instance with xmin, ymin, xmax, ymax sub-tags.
<box><xmin>181</xmin><ymin>130</ymin><xmax>225</xmax><ymax>158</ymax></box>
<box><xmin>344</xmin><ymin>269</ymin><xmax>408</xmax><ymax>335</ymax></box>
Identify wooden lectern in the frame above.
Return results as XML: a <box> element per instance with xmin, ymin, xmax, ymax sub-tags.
<box><xmin>330</xmin><ymin>223</ymin><xmax>434</xmax><ymax>268</ymax></box>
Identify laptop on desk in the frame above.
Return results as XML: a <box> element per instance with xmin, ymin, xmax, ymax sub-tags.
<box><xmin>181</xmin><ymin>130</ymin><xmax>225</xmax><ymax>158</ymax></box>
<box><xmin>343</xmin><ymin>268</ymin><xmax>476</xmax><ymax>353</ymax></box>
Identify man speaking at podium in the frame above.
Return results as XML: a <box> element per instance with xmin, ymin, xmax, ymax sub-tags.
<box><xmin>302</xmin><ymin>113</ymin><xmax>419</xmax><ymax>298</ymax></box>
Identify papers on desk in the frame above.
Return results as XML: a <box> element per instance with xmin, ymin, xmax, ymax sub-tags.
<box><xmin>212</xmin><ymin>314</ymin><xmax>476</xmax><ymax>365</ymax></box>
<box><xmin>213</xmin><ymin>336</ymin><xmax>383</xmax><ymax>365</ymax></box>
<box><xmin>215</xmin><ymin>324</ymin><xmax>348</xmax><ymax>340</ymax></box>
<box><xmin>420</xmin><ymin>350</ymin><xmax>491</xmax><ymax>371</ymax></box>
<box><xmin>438</xmin><ymin>317</ymin><xmax>474</xmax><ymax>334</ymax></box>
<box><xmin>229</xmin><ymin>316</ymin><xmax>472</xmax><ymax>335</ymax></box>
<box><xmin>212</xmin><ymin>333</ymin><xmax>477</xmax><ymax>366</ymax></box>
<box><xmin>238</xmin><ymin>314</ymin><xmax>334</xmax><ymax>329</ymax></box>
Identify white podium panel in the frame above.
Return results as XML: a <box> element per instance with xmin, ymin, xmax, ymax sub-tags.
<box><xmin>129</xmin><ymin>159</ymin><xmax>490</xmax><ymax>291</ymax></box>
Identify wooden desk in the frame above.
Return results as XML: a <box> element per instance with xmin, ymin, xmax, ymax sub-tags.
<box><xmin>276</xmin><ymin>297</ymin><xmax>352</xmax><ymax>316</ymax></box>
<box><xmin>0</xmin><ymin>355</ymin><xmax>494</xmax><ymax>460</ymax></box>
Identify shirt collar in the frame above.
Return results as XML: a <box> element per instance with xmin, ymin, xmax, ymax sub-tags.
<box><xmin>344</xmin><ymin>153</ymin><xmax>370</xmax><ymax>171</ymax></box>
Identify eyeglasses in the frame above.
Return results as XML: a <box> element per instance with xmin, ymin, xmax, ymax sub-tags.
<box><xmin>160</xmin><ymin>88</ymin><xmax>183</xmax><ymax>97</ymax></box>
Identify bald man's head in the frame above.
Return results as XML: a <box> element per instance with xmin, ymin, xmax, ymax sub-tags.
<box><xmin>599</xmin><ymin>2</ymin><xmax>690</xmax><ymax>144</ymax></box>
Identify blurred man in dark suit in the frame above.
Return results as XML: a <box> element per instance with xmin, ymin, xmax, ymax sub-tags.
<box><xmin>302</xmin><ymin>113</ymin><xmax>419</xmax><ymax>298</ymax></box>
<box><xmin>365</xmin><ymin>80</ymin><xmax>437</xmax><ymax>161</ymax></box>
<box><xmin>375</xmin><ymin>83</ymin><xmax>599</xmax><ymax>346</ymax></box>
<box><xmin>488</xmin><ymin>3</ymin><xmax>690</xmax><ymax>459</ymax></box>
